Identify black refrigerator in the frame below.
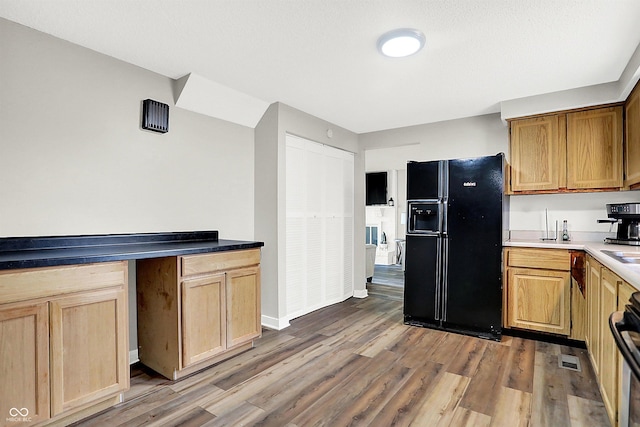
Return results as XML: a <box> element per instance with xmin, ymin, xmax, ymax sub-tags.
<box><xmin>404</xmin><ymin>153</ymin><xmax>508</xmax><ymax>341</ymax></box>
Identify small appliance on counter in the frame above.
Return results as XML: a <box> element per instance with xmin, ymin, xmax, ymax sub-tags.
<box><xmin>603</xmin><ymin>203</ymin><xmax>640</xmax><ymax>246</ymax></box>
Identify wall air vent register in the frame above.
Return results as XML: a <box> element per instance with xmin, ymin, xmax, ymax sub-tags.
<box><xmin>142</xmin><ymin>99</ymin><xmax>169</xmax><ymax>133</ymax></box>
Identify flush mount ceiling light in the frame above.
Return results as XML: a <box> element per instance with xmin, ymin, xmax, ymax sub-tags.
<box><xmin>377</xmin><ymin>28</ymin><xmax>426</xmax><ymax>58</ymax></box>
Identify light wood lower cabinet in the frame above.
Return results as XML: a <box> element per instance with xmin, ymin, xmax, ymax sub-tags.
<box><xmin>504</xmin><ymin>248</ymin><xmax>572</xmax><ymax>336</ymax></box>
<box><xmin>226</xmin><ymin>266</ymin><xmax>261</xmax><ymax>348</ymax></box>
<box><xmin>507</xmin><ymin>267</ymin><xmax>571</xmax><ymax>335</ymax></box>
<box><xmin>181</xmin><ymin>273</ymin><xmax>226</xmax><ymax>366</ymax></box>
<box><xmin>137</xmin><ymin>249</ymin><xmax>261</xmax><ymax>380</ymax></box>
<box><xmin>618</xmin><ymin>280</ymin><xmax>636</xmax><ymax>311</ymax></box>
<box><xmin>0</xmin><ymin>301</ymin><xmax>50</xmax><ymax>425</ymax></box>
<box><xmin>584</xmin><ymin>255</ymin><xmax>638</xmax><ymax>427</ymax></box>
<box><xmin>49</xmin><ymin>288</ymin><xmax>128</xmax><ymax>416</ymax></box>
<box><xmin>586</xmin><ymin>255</ymin><xmax>602</xmax><ymax>377</ymax></box>
<box><xmin>600</xmin><ymin>268</ymin><xmax>619</xmax><ymax>424</ymax></box>
<box><xmin>0</xmin><ymin>261</ymin><xmax>129</xmax><ymax>426</ymax></box>
<box><xmin>618</xmin><ymin>280</ymin><xmax>636</xmax><ymax>425</ymax></box>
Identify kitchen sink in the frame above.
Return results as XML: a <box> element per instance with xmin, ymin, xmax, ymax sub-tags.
<box><xmin>602</xmin><ymin>250</ymin><xmax>640</xmax><ymax>264</ymax></box>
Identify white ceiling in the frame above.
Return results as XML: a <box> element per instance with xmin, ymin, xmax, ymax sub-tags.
<box><xmin>2</xmin><ymin>0</ymin><xmax>640</xmax><ymax>134</ymax></box>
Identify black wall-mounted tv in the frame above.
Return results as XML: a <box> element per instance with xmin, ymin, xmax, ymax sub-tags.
<box><xmin>366</xmin><ymin>172</ymin><xmax>387</xmax><ymax>206</ymax></box>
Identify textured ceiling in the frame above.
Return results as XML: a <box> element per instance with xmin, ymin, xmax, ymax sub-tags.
<box><xmin>2</xmin><ymin>0</ymin><xmax>640</xmax><ymax>133</ymax></box>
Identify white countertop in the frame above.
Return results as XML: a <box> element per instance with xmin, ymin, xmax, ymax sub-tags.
<box><xmin>504</xmin><ymin>238</ymin><xmax>640</xmax><ymax>291</ymax></box>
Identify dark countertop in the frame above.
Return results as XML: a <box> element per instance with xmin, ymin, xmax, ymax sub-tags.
<box><xmin>0</xmin><ymin>231</ymin><xmax>264</xmax><ymax>270</ymax></box>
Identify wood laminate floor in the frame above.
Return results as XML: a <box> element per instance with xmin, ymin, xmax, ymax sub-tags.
<box><xmin>372</xmin><ymin>264</ymin><xmax>404</xmax><ymax>288</ymax></box>
<box><xmin>74</xmin><ymin>286</ymin><xmax>609</xmax><ymax>427</ymax></box>
<box><xmin>367</xmin><ymin>282</ymin><xmax>403</xmax><ymax>302</ymax></box>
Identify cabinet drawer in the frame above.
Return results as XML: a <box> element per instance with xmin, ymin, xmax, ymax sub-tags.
<box><xmin>506</xmin><ymin>248</ymin><xmax>570</xmax><ymax>271</ymax></box>
<box><xmin>0</xmin><ymin>262</ymin><xmax>127</xmax><ymax>304</ymax></box>
<box><xmin>181</xmin><ymin>249</ymin><xmax>260</xmax><ymax>277</ymax></box>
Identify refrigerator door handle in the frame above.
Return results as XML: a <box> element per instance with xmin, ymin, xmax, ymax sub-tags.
<box><xmin>434</xmin><ymin>237</ymin><xmax>442</xmax><ymax>320</ymax></box>
<box><xmin>441</xmin><ymin>201</ymin><xmax>447</xmax><ymax>236</ymax></box>
<box><xmin>441</xmin><ymin>238</ymin><xmax>449</xmax><ymax>322</ymax></box>
<box><xmin>438</xmin><ymin>160</ymin><xmax>448</xmax><ymax>200</ymax></box>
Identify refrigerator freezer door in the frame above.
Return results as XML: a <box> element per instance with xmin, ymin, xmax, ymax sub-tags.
<box><xmin>404</xmin><ymin>234</ymin><xmax>441</xmax><ymax>324</ymax></box>
<box><xmin>444</xmin><ymin>155</ymin><xmax>504</xmax><ymax>338</ymax></box>
<box><xmin>407</xmin><ymin>161</ymin><xmax>441</xmax><ymax>200</ymax></box>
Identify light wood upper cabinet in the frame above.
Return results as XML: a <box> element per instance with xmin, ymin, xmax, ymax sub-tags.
<box><xmin>509</xmin><ymin>115</ymin><xmax>562</xmax><ymax>192</ymax></box>
<box><xmin>0</xmin><ymin>301</ymin><xmax>50</xmax><ymax>425</ymax></box>
<box><xmin>508</xmin><ymin>105</ymin><xmax>623</xmax><ymax>193</ymax></box>
<box><xmin>566</xmin><ymin>106</ymin><xmax>623</xmax><ymax>189</ymax></box>
<box><xmin>626</xmin><ymin>83</ymin><xmax>640</xmax><ymax>188</ymax></box>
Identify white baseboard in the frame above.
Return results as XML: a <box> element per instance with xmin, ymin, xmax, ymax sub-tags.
<box><xmin>353</xmin><ymin>288</ymin><xmax>368</xmax><ymax>298</ymax></box>
<box><xmin>261</xmin><ymin>290</ymin><xmax>367</xmax><ymax>330</ymax></box>
<box><xmin>129</xmin><ymin>349</ymin><xmax>139</xmax><ymax>365</ymax></box>
<box><xmin>261</xmin><ymin>314</ymin><xmax>290</xmax><ymax>331</ymax></box>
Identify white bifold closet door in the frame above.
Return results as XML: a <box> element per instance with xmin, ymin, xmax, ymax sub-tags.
<box><xmin>285</xmin><ymin>134</ymin><xmax>354</xmax><ymax>321</ymax></box>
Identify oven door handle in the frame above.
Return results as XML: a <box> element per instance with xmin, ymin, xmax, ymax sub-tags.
<box><xmin>610</xmin><ymin>311</ymin><xmax>640</xmax><ymax>381</ymax></box>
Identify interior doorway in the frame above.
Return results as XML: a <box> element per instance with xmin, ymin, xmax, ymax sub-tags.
<box><xmin>365</xmin><ymin>146</ymin><xmax>415</xmax><ymax>291</ymax></box>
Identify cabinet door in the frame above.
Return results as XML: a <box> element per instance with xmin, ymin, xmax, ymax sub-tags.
<box><xmin>0</xmin><ymin>302</ymin><xmax>49</xmax><ymax>424</ymax></box>
<box><xmin>566</xmin><ymin>106</ymin><xmax>623</xmax><ymax>189</ymax></box>
<box><xmin>586</xmin><ymin>256</ymin><xmax>602</xmax><ymax>376</ymax></box>
<box><xmin>626</xmin><ymin>85</ymin><xmax>640</xmax><ymax>188</ymax></box>
<box><xmin>618</xmin><ymin>281</ymin><xmax>635</xmax><ymax>311</ymax></box>
<box><xmin>507</xmin><ymin>267</ymin><xmax>571</xmax><ymax>335</ymax></box>
<box><xmin>510</xmin><ymin>115</ymin><xmax>561</xmax><ymax>191</ymax></box>
<box><xmin>600</xmin><ymin>268</ymin><xmax>619</xmax><ymax>424</ymax></box>
<box><xmin>49</xmin><ymin>288</ymin><xmax>128</xmax><ymax>416</ymax></box>
<box><xmin>618</xmin><ymin>280</ymin><xmax>636</xmax><ymax>426</ymax></box>
<box><xmin>181</xmin><ymin>274</ymin><xmax>226</xmax><ymax>367</ymax></box>
<box><xmin>226</xmin><ymin>267</ymin><xmax>261</xmax><ymax>348</ymax></box>
<box><xmin>570</xmin><ymin>277</ymin><xmax>587</xmax><ymax>341</ymax></box>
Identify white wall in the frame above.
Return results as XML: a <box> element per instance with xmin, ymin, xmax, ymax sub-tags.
<box><xmin>510</xmin><ymin>191</ymin><xmax>640</xmax><ymax>236</ymax></box>
<box><xmin>360</xmin><ymin>113</ymin><xmax>508</xmax><ymax>158</ymax></box>
<box><xmin>0</xmin><ymin>18</ymin><xmax>255</xmax><ymax>240</ymax></box>
<box><xmin>501</xmin><ymin>40</ymin><xmax>640</xmax><ymax>121</ymax></box>
<box><xmin>1</xmin><ymin>19</ymin><xmax>256</xmax><ymax>360</ymax></box>
<box><xmin>360</xmin><ymin>113</ymin><xmax>640</xmax><ymax>235</ymax></box>
<box><xmin>255</xmin><ymin>102</ymin><xmax>363</xmax><ymax>329</ymax></box>
<box><xmin>254</xmin><ymin>103</ymin><xmax>280</xmax><ymax>326</ymax></box>
<box><xmin>362</xmin><ymin>114</ymin><xmax>508</xmax><ymax>242</ymax></box>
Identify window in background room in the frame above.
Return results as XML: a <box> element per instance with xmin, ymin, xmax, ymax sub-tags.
<box><xmin>366</xmin><ymin>226</ymin><xmax>378</xmax><ymax>245</ymax></box>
